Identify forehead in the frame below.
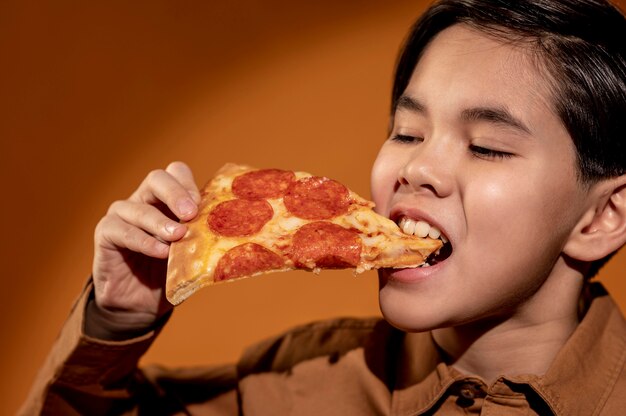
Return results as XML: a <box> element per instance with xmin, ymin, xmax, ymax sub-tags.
<box><xmin>403</xmin><ymin>24</ymin><xmax>557</xmax><ymax>127</ymax></box>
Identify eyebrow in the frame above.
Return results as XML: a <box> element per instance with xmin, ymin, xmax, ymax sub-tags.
<box><xmin>461</xmin><ymin>106</ymin><xmax>531</xmax><ymax>135</ymax></box>
<box><xmin>395</xmin><ymin>95</ymin><xmax>425</xmax><ymax>113</ymax></box>
<box><xmin>395</xmin><ymin>95</ymin><xmax>531</xmax><ymax>135</ymax></box>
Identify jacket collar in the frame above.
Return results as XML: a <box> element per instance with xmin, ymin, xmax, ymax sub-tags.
<box><xmin>521</xmin><ymin>284</ymin><xmax>626</xmax><ymax>415</ymax></box>
<box><xmin>386</xmin><ymin>283</ymin><xmax>626</xmax><ymax>415</ymax></box>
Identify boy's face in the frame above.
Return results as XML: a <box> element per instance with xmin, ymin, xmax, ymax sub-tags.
<box><xmin>371</xmin><ymin>24</ymin><xmax>591</xmax><ymax>331</ymax></box>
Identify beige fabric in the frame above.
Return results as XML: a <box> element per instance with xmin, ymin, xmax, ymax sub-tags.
<box><xmin>19</xmin><ymin>282</ymin><xmax>626</xmax><ymax>415</ymax></box>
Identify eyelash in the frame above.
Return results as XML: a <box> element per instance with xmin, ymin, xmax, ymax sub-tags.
<box><xmin>390</xmin><ymin>134</ymin><xmax>422</xmax><ymax>143</ymax></box>
<box><xmin>469</xmin><ymin>145</ymin><xmax>514</xmax><ymax>160</ymax></box>
<box><xmin>390</xmin><ymin>135</ymin><xmax>514</xmax><ymax>160</ymax></box>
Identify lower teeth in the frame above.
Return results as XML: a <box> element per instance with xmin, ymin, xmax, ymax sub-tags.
<box><xmin>425</xmin><ymin>242</ymin><xmax>452</xmax><ymax>265</ymax></box>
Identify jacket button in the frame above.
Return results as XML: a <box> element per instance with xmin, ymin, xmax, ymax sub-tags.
<box><xmin>454</xmin><ymin>381</ymin><xmax>486</xmax><ymax>408</ymax></box>
<box><xmin>460</xmin><ymin>386</ymin><xmax>475</xmax><ymax>400</ymax></box>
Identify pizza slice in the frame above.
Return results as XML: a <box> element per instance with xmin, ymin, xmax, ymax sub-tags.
<box><xmin>166</xmin><ymin>163</ymin><xmax>443</xmax><ymax>305</ymax></box>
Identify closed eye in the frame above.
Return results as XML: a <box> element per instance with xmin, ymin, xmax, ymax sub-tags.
<box><xmin>391</xmin><ymin>134</ymin><xmax>423</xmax><ymax>144</ymax></box>
<box><xmin>469</xmin><ymin>145</ymin><xmax>514</xmax><ymax>160</ymax></box>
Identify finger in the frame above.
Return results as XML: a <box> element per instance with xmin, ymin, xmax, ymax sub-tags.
<box><xmin>97</xmin><ymin>215</ymin><xmax>170</xmax><ymax>259</ymax></box>
<box><xmin>165</xmin><ymin>161</ymin><xmax>201</xmax><ymax>204</ymax></box>
<box><xmin>131</xmin><ymin>169</ymin><xmax>198</xmax><ymax>221</ymax></box>
<box><xmin>108</xmin><ymin>200</ymin><xmax>187</xmax><ymax>242</ymax></box>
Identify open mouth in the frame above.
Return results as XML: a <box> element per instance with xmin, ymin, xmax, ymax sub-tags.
<box><xmin>397</xmin><ymin>217</ymin><xmax>453</xmax><ymax>266</ymax></box>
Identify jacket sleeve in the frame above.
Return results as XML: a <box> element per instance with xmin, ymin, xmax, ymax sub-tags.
<box><xmin>18</xmin><ymin>282</ymin><xmax>239</xmax><ymax>416</ymax></box>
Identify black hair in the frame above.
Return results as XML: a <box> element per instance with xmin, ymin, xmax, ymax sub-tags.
<box><xmin>392</xmin><ymin>0</ymin><xmax>626</xmax><ymax>277</ymax></box>
<box><xmin>393</xmin><ymin>0</ymin><xmax>626</xmax><ymax>182</ymax></box>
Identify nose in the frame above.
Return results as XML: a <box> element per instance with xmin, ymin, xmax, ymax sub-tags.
<box><xmin>397</xmin><ymin>139</ymin><xmax>455</xmax><ymax>198</ymax></box>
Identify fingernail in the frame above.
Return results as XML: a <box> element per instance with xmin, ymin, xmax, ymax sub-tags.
<box><xmin>165</xmin><ymin>222</ymin><xmax>179</xmax><ymax>235</ymax></box>
<box><xmin>177</xmin><ymin>198</ymin><xmax>196</xmax><ymax>216</ymax></box>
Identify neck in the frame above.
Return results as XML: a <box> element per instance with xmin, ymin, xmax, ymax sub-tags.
<box><xmin>432</xmin><ymin>270</ymin><xmax>583</xmax><ymax>384</ymax></box>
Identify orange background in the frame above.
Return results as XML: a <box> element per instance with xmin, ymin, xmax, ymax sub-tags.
<box><xmin>2</xmin><ymin>1</ymin><xmax>625</xmax><ymax>414</ymax></box>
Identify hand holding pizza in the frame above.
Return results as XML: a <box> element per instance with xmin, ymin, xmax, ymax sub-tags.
<box><xmin>90</xmin><ymin>161</ymin><xmax>201</xmax><ymax>329</ymax></box>
<box><xmin>87</xmin><ymin>161</ymin><xmax>443</xmax><ymax>336</ymax></box>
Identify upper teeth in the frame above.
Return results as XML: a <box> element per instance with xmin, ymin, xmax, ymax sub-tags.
<box><xmin>399</xmin><ymin>217</ymin><xmax>448</xmax><ymax>243</ymax></box>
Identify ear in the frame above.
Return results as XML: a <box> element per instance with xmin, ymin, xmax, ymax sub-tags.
<box><xmin>564</xmin><ymin>175</ymin><xmax>626</xmax><ymax>262</ymax></box>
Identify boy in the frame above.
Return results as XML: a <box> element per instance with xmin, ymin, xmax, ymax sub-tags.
<box><xmin>21</xmin><ymin>0</ymin><xmax>626</xmax><ymax>414</ymax></box>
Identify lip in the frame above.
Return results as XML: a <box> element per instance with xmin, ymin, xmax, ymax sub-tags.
<box><xmin>382</xmin><ymin>254</ymin><xmax>450</xmax><ymax>284</ymax></box>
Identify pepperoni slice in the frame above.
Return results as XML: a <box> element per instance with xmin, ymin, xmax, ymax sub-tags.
<box><xmin>283</xmin><ymin>176</ymin><xmax>350</xmax><ymax>220</ymax></box>
<box><xmin>232</xmin><ymin>169</ymin><xmax>296</xmax><ymax>200</ymax></box>
<box><xmin>208</xmin><ymin>199</ymin><xmax>273</xmax><ymax>237</ymax></box>
<box><xmin>290</xmin><ymin>221</ymin><xmax>362</xmax><ymax>268</ymax></box>
<box><xmin>215</xmin><ymin>243</ymin><xmax>284</xmax><ymax>282</ymax></box>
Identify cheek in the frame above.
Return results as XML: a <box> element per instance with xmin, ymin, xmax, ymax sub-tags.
<box><xmin>465</xmin><ymin>180</ymin><xmax>520</xmax><ymax>241</ymax></box>
<box><xmin>370</xmin><ymin>148</ymin><xmax>399</xmax><ymax>215</ymax></box>
<box><xmin>465</xmin><ymin>167</ymin><xmax>581</xmax><ymax>253</ymax></box>
<box><xmin>475</xmin><ymin>178</ymin><xmax>535</xmax><ymax>216</ymax></box>
<box><xmin>463</xmin><ymin>177</ymin><xmax>533</xmax><ymax>262</ymax></box>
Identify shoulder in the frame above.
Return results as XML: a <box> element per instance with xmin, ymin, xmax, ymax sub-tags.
<box><xmin>601</xmin><ymin>296</ymin><xmax>626</xmax><ymax>413</ymax></box>
<box><xmin>597</xmin><ymin>314</ymin><xmax>626</xmax><ymax>414</ymax></box>
<box><xmin>234</xmin><ymin>316</ymin><xmax>403</xmax><ymax>413</ymax></box>
<box><xmin>571</xmin><ymin>287</ymin><xmax>626</xmax><ymax>415</ymax></box>
<box><xmin>237</xmin><ymin>316</ymin><xmax>399</xmax><ymax>376</ymax></box>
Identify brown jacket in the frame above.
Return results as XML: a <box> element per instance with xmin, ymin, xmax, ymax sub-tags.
<box><xmin>20</xmin><ymin>282</ymin><xmax>626</xmax><ymax>415</ymax></box>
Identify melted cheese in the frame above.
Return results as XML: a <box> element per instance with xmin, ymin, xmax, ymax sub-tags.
<box><xmin>167</xmin><ymin>164</ymin><xmax>442</xmax><ymax>305</ymax></box>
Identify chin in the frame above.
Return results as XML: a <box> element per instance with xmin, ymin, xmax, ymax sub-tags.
<box><xmin>378</xmin><ymin>285</ymin><xmax>448</xmax><ymax>333</ymax></box>
<box><xmin>377</xmin><ymin>268</ymin><xmax>454</xmax><ymax>332</ymax></box>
